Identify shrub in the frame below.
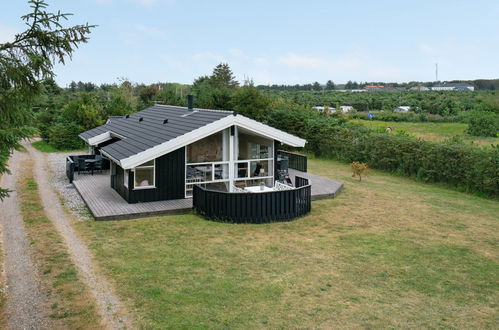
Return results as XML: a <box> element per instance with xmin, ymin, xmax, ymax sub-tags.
<box><xmin>467</xmin><ymin>111</ymin><xmax>499</xmax><ymax>137</ymax></box>
<box><xmin>47</xmin><ymin>122</ymin><xmax>85</xmax><ymax>150</ymax></box>
<box><xmin>303</xmin><ymin>124</ymin><xmax>499</xmax><ymax>197</ymax></box>
<box><xmin>350</xmin><ymin>162</ymin><xmax>369</xmax><ymax>181</ymax></box>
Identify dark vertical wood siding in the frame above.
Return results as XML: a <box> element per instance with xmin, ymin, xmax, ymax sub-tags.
<box><xmin>110</xmin><ymin>162</ymin><xmax>130</xmax><ymax>202</ymax></box>
<box><xmin>127</xmin><ymin>147</ymin><xmax>185</xmax><ymax>203</ymax></box>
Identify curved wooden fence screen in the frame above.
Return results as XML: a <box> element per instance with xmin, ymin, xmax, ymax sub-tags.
<box><xmin>193</xmin><ymin>176</ymin><xmax>311</xmax><ymax>223</ymax></box>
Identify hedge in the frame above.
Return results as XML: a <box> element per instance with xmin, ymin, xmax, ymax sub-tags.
<box><xmin>305</xmin><ymin>125</ymin><xmax>498</xmax><ymax>197</ymax></box>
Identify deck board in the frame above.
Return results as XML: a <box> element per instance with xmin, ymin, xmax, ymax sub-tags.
<box><xmin>288</xmin><ymin>169</ymin><xmax>344</xmax><ymax>200</ymax></box>
<box><xmin>73</xmin><ymin>173</ymin><xmax>192</xmax><ymax>220</ymax></box>
<box><xmin>73</xmin><ymin>169</ymin><xmax>343</xmax><ymax>221</ymax></box>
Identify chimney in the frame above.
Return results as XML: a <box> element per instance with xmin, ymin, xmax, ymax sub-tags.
<box><xmin>187</xmin><ymin>94</ymin><xmax>194</xmax><ymax>111</ymax></box>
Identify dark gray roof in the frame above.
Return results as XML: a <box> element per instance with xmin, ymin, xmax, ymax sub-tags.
<box><xmin>80</xmin><ymin>105</ymin><xmax>233</xmax><ymax>161</ymax></box>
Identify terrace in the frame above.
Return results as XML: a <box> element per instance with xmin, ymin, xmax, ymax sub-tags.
<box><xmin>70</xmin><ymin>151</ymin><xmax>343</xmax><ymax>221</ymax></box>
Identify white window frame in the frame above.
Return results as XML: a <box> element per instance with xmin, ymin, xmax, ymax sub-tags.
<box><xmin>124</xmin><ymin>169</ymin><xmax>129</xmax><ymax>188</ymax></box>
<box><xmin>133</xmin><ymin>159</ymin><xmax>156</xmax><ymax>190</ymax></box>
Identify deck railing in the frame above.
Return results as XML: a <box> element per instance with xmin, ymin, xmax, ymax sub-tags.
<box><xmin>193</xmin><ymin>176</ymin><xmax>311</xmax><ymax>223</ymax></box>
<box><xmin>277</xmin><ymin>150</ymin><xmax>307</xmax><ymax>172</ymax></box>
<box><xmin>66</xmin><ymin>155</ymin><xmax>110</xmax><ymax>183</ymax></box>
<box><xmin>66</xmin><ymin>156</ymin><xmax>75</xmax><ymax>183</ymax></box>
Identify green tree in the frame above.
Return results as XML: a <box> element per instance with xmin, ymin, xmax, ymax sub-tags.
<box><xmin>210</xmin><ymin>63</ymin><xmax>239</xmax><ymax>88</ymax></box>
<box><xmin>232</xmin><ymin>81</ymin><xmax>271</xmax><ymax>121</ymax></box>
<box><xmin>325</xmin><ymin>80</ymin><xmax>335</xmax><ymax>90</ymax></box>
<box><xmin>312</xmin><ymin>81</ymin><xmax>322</xmax><ymax>91</ymax></box>
<box><xmin>0</xmin><ymin>0</ymin><xmax>93</xmax><ymax>199</ymax></box>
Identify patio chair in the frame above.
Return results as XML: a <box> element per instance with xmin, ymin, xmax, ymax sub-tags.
<box><xmin>94</xmin><ymin>158</ymin><xmax>103</xmax><ymax>173</ymax></box>
<box><xmin>186</xmin><ymin>167</ymin><xmax>203</xmax><ymax>184</ymax></box>
<box><xmin>274</xmin><ymin>181</ymin><xmax>293</xmax><ymax>191</ymax></box>
<box><xmin>77</xmin><ymin>158</ymin><xmax>89</xmax><ymax>174</ymax></box>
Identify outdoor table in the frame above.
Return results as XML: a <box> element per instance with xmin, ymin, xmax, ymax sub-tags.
<box><xmin>244</xmin><ymin>186</ymin><xmax>274</xmax><ymax>193</ymax></box>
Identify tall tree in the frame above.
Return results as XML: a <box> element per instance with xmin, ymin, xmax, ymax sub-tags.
<box><xmin>0</xmin><ymin>0</ymin><xmax>94</xmax><ymax>199</ymax></box>
<box><xmin>312</xmin><ymin>81</ymin><xmax>322</xmax><ymax>91</ymax></box>
<box><xmin>210</xmin><ymin>63</ymin><xmax>239</xmax><ymax>88</ymax></box>
<box><xmin>325</xmin><ymin>80</ymin><xmax>335</xmax><ymax>90</ymax></box>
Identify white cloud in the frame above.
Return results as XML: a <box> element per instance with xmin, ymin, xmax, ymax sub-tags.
<box><xmin>0</xmin><ymin>24</ymin><xmax>18</xmax><ymax>43</ymax></box>
<box><xmin>279</xmin><ymin>53</ymin><xmax>362</xmax><ymax>72</ymax></box>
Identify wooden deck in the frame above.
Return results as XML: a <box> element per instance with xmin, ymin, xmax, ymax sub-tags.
<box><xmin>73</xmin><ymin>173</ymin><xmax>192</xmax><ymax>221</ymax></box>
<box><xmin>289</xmin><ymin>169</ymin><xmax>344</xmax><ymax>200</ymax></box>
<box><xmin>73</xmin><ymin>169</ymin><xmax>343</xmax><ymax>221</ymax></box>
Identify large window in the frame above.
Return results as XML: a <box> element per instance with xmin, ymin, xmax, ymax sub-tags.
<box><xmin>185</xmin><ymin>130</ymin><xmax>230</xmax><ymax>197</ymax></box>
<box><xmin>187</xmin><ymin>131</ymin><xmax>223</xmax><ymax>163</ymax></box>
<box><xmin>238</xmin><ymin>132</ymin><xmax>272</xmax><ymax>160</ymax></box>
<box><xmin>134</xmin><ymin>160</ymin><xmax>155</xmax><ymax>189</ymax></box>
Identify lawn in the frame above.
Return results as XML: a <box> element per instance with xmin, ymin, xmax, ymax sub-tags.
<box><xmin>75</xmin><ymin>158</ymin><xmax>499</xmax><ymax>329</ymax></box>
<box><xmin>351</xmin><ymin>119</ymin><xmax>498</xmax><ymax>146</ymax></box>
<box><xmin>31</xmin><ymin>140</ymin><xmax>87</xmax><ymax>153</ymax></box>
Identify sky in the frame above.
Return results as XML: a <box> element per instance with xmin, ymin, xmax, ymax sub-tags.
<box><xmin>2</xmin><ymin>0</ymin><xmax>499</xmax><ymax>87</ymax></box>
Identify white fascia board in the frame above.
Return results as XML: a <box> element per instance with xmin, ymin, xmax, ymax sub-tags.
<box><xmin>120</xmin><ymin>114</ymin><xmax>307</xmax><ymax>170</ymax></box>
<box><xmin>87</xmin><ymin>131</ymin><xmax>112</xmax><ymax>146</ymax></box>
<box><xmin>234</xmin><ymin>115</ymin><xmax>306</xmax><ymax>147</ymax></box>
<box><xmin>120</xmin><ymin>116</ymin><xmax>236</xmax><ymax>169</ymax></box>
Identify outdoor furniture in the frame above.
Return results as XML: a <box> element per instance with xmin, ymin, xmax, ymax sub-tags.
<box><xmin>94</xmin><ymin>158</ymin><xmax>103</xmax><ymax>173</ymax></box>
<box><xmin>85</xmin><ymin>158</ymin><xmax>99</xmax><ymax>175</ymax></box>
<box><xmin>244</xmin><ymin>185</ymin><xmax>274</xmax><ymax>193</ymax></box>
<box><xmin>77</xmin><ymin>158</ymin><xmax>89</xmax><ymax>174</ymax></box>
<box><xmin>274</xmin><ymin>181</ymin><xmax>293</xmax><ymax>191</ymax></box>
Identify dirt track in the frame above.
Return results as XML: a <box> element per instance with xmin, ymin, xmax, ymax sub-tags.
<box><xmin>26</xmin><ymin>142</ymin><xmax>134</xmax><ymax>329</ymax></box>
<box><xmin>0</xmin><ymin>149</ymin><xmax>52</xmax><ymax>329</ymax></box>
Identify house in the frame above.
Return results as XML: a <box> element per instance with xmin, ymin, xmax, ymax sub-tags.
<box><xmin>410</xmin><ymin>86</ymin><xmax>430</xmax><ymax>91</ymax></box>
<box><xmin>312</xmin><ymin>106</ymin><xmax>336</xmax><ymax>114</ymax></box>
<box><xmin>79</xmin><ymin>99</ymin><xmax>306</xmax><ymax>204</ymax></box>
<box><xmin>364</xmin><ymin>85</ymin><xmax>385</xmax><ymax>91</ymax></box>
<box><xmin>340</xmin><ymin>105</ymin><xmax>354</xmax><ymax>113</ymax></box>
<box><xmin>394</xmin><ymin>106</ymin><xmax>411</xmax><ymax>113</ymax></box>
<box><xmin>431</xmin><ymin>83</ymin><xmax>474</xmax><ymax>91</ymax></box>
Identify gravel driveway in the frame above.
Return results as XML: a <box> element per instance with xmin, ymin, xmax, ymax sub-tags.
<box><xmin>0</xmin><ymin>149</ymin><xmax>53</xmax><ymax>329</ymax></box>
<box><xmin>46</xmin><ymin>151</ymin><xmax>92</xmax><ymax>220</ymax></box>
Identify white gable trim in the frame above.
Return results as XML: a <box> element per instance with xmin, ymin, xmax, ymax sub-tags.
<box><xmin>85</xmin><ymin>132</ymin><xmax>111</xmax><ymax>146</ymax></box>
<box><xmin>119</xmin><ymin>114</ymin><xmax>306</xmax><ymax>169</ymax></box>
<box><xmin>233</xmin><ymin>115</ymin><xmax>306</xmax><ymax>147</ymax></box>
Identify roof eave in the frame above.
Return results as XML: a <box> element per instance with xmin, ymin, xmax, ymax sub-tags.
<box><xmin>119</xmin><ymin>114</ymin><xmax>306</xmax><ymax>169</ymax></box>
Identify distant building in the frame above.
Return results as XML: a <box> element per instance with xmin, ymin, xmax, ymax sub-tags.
<box><xmin>431</xmin><ymin>83</ymin><xmax>474</xmax><ymax>91</ymax></box>
<box><xmin>312</xmin><ymin>106</ymin><xmax>336</xmax><ymax>114</ymax></box>
<box><xmin>340</xmin><ymin>105</ymin><xmax>354</xmax><ymax>113</ymax></box>
<box><xmin>410</xmin><ymin>86</ymin><xmax>430</xmax><ymax>91</ymax></box>
<box><xmin>364</xmin><ymin>85</ymin><xmax>385</xmax><ymax>91</ymax></box>
<box><xmin>393</xmin><ymin>106</ymin><xmax>411</xmax><ymax>113</ymax></box>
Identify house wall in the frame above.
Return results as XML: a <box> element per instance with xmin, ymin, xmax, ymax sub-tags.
<box><xmin>112</xmin><ymin>147</ymin><xmax>185</xmax><ymax>203</ymax></box>
<box><xmin>110</xmin><ymin>162</ymin><xmax>130</xmax><ymax>201</ymax></box>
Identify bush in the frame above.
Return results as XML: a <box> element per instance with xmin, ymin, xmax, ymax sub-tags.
<box><xmin>467</xmin><ymin>111</ymin><xmax>499</xmax><ymax>137</ymax></box>
<box><xmin>303</xmin><ymin>124</ymin><xmax>499</xmax><ymax>197</ymax></box>
<box><xmin>47</xmin><ymin>122</ymin><xmax>85</xmax><ymax>150</ymax></box>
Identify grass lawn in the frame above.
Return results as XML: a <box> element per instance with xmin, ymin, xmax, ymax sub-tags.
<box><xmin>351</xmin><ymin>119</ymin><xmax>498</xmax><ymax>146</ymax></box>
<box><xmin>75</xmin><ymin>158</ymin><xmax>499</xmax><ymax>328</ymax></box>
<box><xmin>31</xmin><ymin>140</ymin><xmax>86</xmax><ymax>153</ymax></box>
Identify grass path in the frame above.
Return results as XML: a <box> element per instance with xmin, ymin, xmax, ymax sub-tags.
<box><xmin>74</xmin><ymin>158</ymin><xmax>499</xmax><ymax>328</ymax></box>
<box><xmin>26</xmin><ymin>141</ymin><xmax>135</xmax><ymax>329</ymax></box>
